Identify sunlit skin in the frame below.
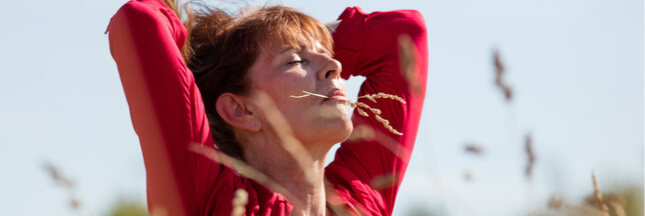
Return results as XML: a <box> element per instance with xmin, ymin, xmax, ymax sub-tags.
<box><xmin>215</xmin><ymin>37</ymin><xmax>353</xmax><ymax>216</ymax></box>
<box><xmin>253</xmin><ymin>40</ymin><xmax>352</xmax><ymax>150</ymax></box>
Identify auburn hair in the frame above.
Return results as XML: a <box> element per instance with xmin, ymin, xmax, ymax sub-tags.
<box><xmin>162</xmin><ymin>0</ymin><xmax>334</xmax><ymax>160</ymax></box>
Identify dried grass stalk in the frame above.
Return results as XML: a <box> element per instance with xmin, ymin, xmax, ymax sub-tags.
<box><xmin>547</xmin><ymin>195</ymin><xmax>564</xmax><ymax>210</ymax></box>
<box><xmin>592</xmin><ymin>172</ymin><xmax>609</xmax><ymax>216</ymax></box>
<box><xmin>150</xmin><ymin>207</ymin><xmax>168</xmax><ymax>216</ymax></box>
<box><xmin>44</xmin><ymin>161</ymin><xmax>75</xmax><ymax>188</ymax></box>
<box><xmin>347</xmin><ymin>125</ymin><xmax>375</xmax><ymax>141</ymax></box>
<box><xmin>231</xmin><ymin>189</ymin><xmax>249</xmax><ymax>216</ymax></box>
<box><xmin>43</xmin><ymin>161</ymin><xmax>95</xmax><ymax>216</ymax></box>
<box><xmin>525</xmin><ymin>134</ymin><xmax>535</xmax><ymax>178</ymax></box>
<box><xmin>290</xmin><ymin>91</ymin><xmax>411</xmax><ymax>158</ymax></box>
<box><xmin>369</xmin><ymin>173</ymin><xmax>399</xmax><ymax>190</ymax></box>
<box><xmin>256</xmin><ymin>92</ymin><xmax>318</xmax><ymax>184</ymax></box>
<box><xmin>608</xmin><ymin>201</ymin><xmax>626</xmax><ymax>216</ymax></box>
<box><xmin>493</xmin><ymin>49</ymin><xmax>512</xmax><ymax>101</ymax></box>
<box><xmin>398</xmin><ymin>34</ymin><xmax>422</xmax><ymax>94</ymax></box>
<box><xmin>355</xmin><ymin>107</ymin><xmax>369</xmax><ymax>117</ymax></box>
<box><xmin>464</xmin><ymin>143</ymin><xmax>484</xmax><ymax>156</ymax></box>
<box><xmin>324</xmin><ymin>179</ymin><xmax>356</xmax><ymax>216</ymax></box>
<box><xmin>374</xmin><ymin>114</ymin><xmax>403</xmax><ymax>136</ymax></box>
<box><xmin>289</xmin><ymin>91</ymin><xmax>328</xmax><ymax>99</ymax></box>
<box><xmin>352</xmin><ymin>102</ymin><xmax>382</xmax><ymax>115</ymax></box>
<box><xmin>291</xmin><ymin>90</ymin><xmax>405</xmax><ymax>136</ymax></box>
<box><xmin>189</xmin><ymin>144</ymin><xmax>304</xmax><ymax>208</ymax></box>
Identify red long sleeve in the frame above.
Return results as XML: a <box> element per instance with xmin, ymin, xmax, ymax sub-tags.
<box><xmin>325</xmin><ymin>7</ymin><xmax>428</xmax><ymax>215</ymax></box>
<box><xmin>108</xmin><ymin>0</ymin><xmax>223</xmax><ymax>214</ymax></box>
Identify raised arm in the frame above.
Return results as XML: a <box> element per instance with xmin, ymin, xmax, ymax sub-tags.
<box><xmin>108</xmin><ymin>0</ymin><xmax>219</xmax><ymax>215</ymax></box>
<box><xmin>325</xmin><ymin>6</ymin><xmax>428</xmax><ymax>215</ymax></box>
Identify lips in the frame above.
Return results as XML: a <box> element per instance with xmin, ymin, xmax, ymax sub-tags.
<box><xmin>323</xmin><ymin>89</ymin><xmax>347</xmax><ymax>103</ymax></box>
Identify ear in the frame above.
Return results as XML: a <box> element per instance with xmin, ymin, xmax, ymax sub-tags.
<box><xmin>216</xmin><ymin>93</ymin><xmax>261</xmax><ymax>132</ymax></box>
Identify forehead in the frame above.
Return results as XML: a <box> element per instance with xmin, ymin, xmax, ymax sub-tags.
<box><xmin>248</xmin><ymin>8</ymin><xmax>333</xmax><ymax>56</ymax></box>
<box><xmin>250</xmin><ymin>37</ymin><xmax>324</xmax><ymax>77</ymax></box>
<box><xmin>265</xmin><ymin>38</ymin><xmax>330</xmax><ymax>56</ymax></box>
<box><xmin>258</xmin><ymin>29</ymin><xmax>331</xmax><ymax>56</ymax></box>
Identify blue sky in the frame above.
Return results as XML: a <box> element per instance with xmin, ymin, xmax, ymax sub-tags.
<box><xmin>0</xmin><ymin>0</ymin><xmax>642</xmax><ymax>215</ymax></box>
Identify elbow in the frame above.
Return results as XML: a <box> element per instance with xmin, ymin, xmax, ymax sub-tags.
<box><xmin>369</xmin><ymin>9</ymin><xmax>427</xmax><ymax>47</ymax></box>
<box><xmin>112</xmin><ymin>0</ymin><xmax>166</xmax><ymax>31</ymax></box>
<box><xmin>395</xmin><ymin>10</ymin><xmax>427</xmax><ymax>41</ymax></box>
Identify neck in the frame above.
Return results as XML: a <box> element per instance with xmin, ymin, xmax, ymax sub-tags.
<box><xmin>243</xmin><ymin>133</ymin><xmax>331</xmax><ymax>216</ymax></box>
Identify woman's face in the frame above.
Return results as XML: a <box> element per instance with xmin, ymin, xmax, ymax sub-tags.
<box><xmin>247</xmin><ymin>38</ymin><xmax>353</xmax><ymax>148</ymax></box>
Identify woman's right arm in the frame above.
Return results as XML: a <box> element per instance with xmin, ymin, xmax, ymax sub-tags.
<box><xmin>108</xmin><ymin>0</ymin><xmax>220</xmax><ymax>215</ymax></box>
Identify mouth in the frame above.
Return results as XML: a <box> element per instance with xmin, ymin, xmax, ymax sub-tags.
<box><xmin>323</xmin><ymin>89</ymin><xmax>348</xmax><ymax>103</ymax></box>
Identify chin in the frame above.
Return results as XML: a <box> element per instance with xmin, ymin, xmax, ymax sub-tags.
<box><xmin>319</xmin><ymin>109</ymin><xmax>353</xmax><ymax>144</ymax></box>
<box><xmin>329</xmin><ymin>116</ymin><xmax>353</xmax><ymax>142</ymax></box>
<box><xmin>303</xmin><ymin>104</ymin><xmax>353</xmax><ymax>145</ymax></box>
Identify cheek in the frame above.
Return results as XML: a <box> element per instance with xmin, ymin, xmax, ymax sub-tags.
<box><xmin>256</xmin><ymin>75</ymin><xmax>316</xmax><ymax>122</ymax></box>
<box><xmin>251</xmin><ymin>67</ymin><xmax>325</xmax><ymax>126</ymax></box>
<box><xmin>253</xmin><ymin>70</ymin><xmax>309</xmax><ymax>100</ymax></box>
<box><xmin>268</xmin><ymin>66</ymin><xmax>313</xmax><ymax>88</ymax></box>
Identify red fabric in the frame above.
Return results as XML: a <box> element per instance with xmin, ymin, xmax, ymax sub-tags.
<box><xmin>108</xmin><ymin>0</ymin><xmax>427</xmax><ymax>215</ymax></box>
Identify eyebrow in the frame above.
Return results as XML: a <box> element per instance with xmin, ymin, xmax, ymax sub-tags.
<box><xmin>317</xmin><ymin>48</ymin><xmax>332</xmax><ymax>56</ymax></box>
<box><xmin>277</xmin><ymin>43</ymin><xmax>331</xmax><ymax>57</ymax></box>
<box><xmin>279</xmin><ymin>47</ymin><xmax>294</xmax><ymax>54</ymax></box>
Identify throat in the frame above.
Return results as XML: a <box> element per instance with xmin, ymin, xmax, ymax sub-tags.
<box><xmin>243</xmin><ymin>139</ymin><xmax>331</xmax><ymax>216</ymax></box>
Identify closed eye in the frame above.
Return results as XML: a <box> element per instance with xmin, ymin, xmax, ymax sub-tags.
<box><xmin>287</xmin><ymin>60</ymin><xmax>307</xmax><ymax>66</ymax></box>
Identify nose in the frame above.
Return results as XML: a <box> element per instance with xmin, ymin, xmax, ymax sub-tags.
<box><xmin>317</xmin><ymin>54</ymin><xmax>342</xmax><ymax>81</ymax></box>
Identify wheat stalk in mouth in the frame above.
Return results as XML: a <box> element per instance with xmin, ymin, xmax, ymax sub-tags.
<box><xmin>291</xmin><ymin>91</ymin><xmax>404</xmax><ymax>136</ymax></box>
<box><xmin>289</xmin><ymin>91</ymin><xmax>329</xmax><ymax>99</ymax></box>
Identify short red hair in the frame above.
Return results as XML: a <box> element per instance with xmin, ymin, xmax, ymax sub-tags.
<box><xmin>163</xmin><ymin>0</ymin><xmax>333</xmax><ymax>160</ymax></box>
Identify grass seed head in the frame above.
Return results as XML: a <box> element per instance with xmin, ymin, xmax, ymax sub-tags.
<box><xmin>44</xmin><ymin>161</ymin><xmax>75</xmax><ymax>188</ymax></box>
<box><xmin>464</xmin><ymin>143</ymin><xmax>485</xmax><ymax>156</ymax></box>
<box><xmin>291</xmin><ymin>91</ymin><xmax>405</xmax><ymax>136</ymax></box>
<box><xmin>356</xmin><ymin>107</ymin><xmax>369</xmax><ymax>117</ymax></box>
<box><xmin>358</xmin><ymin>93</ymin><xmax>406</xmax><ymax>104</ymax></box>
<box><xmin>493</xmin><ymin>49</ymin><xmax>512</xmax><ymax>101</ymax></box>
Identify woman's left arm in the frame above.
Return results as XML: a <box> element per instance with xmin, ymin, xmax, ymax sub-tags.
<box><xmin>325</xmin><ymin>6</ymin><xmax>428</xmax><ymax>214</ymax></box>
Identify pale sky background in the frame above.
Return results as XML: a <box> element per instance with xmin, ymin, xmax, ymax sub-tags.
<box><xmin>0</xmin><ymin>0</ymin><xmax>642</xmax><ymax>215</ymax></box>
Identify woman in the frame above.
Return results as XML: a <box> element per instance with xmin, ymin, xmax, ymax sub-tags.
<box><xmin>108</xmin><ymin>0</ymin><xmax>427</xmax><ymax>215</ymax></box>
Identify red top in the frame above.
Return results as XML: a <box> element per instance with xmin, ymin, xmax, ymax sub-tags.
<box><xmin>108</xmin><ymin>0</ymin><xmax>427</xmax><ymax>215</ymax></box>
